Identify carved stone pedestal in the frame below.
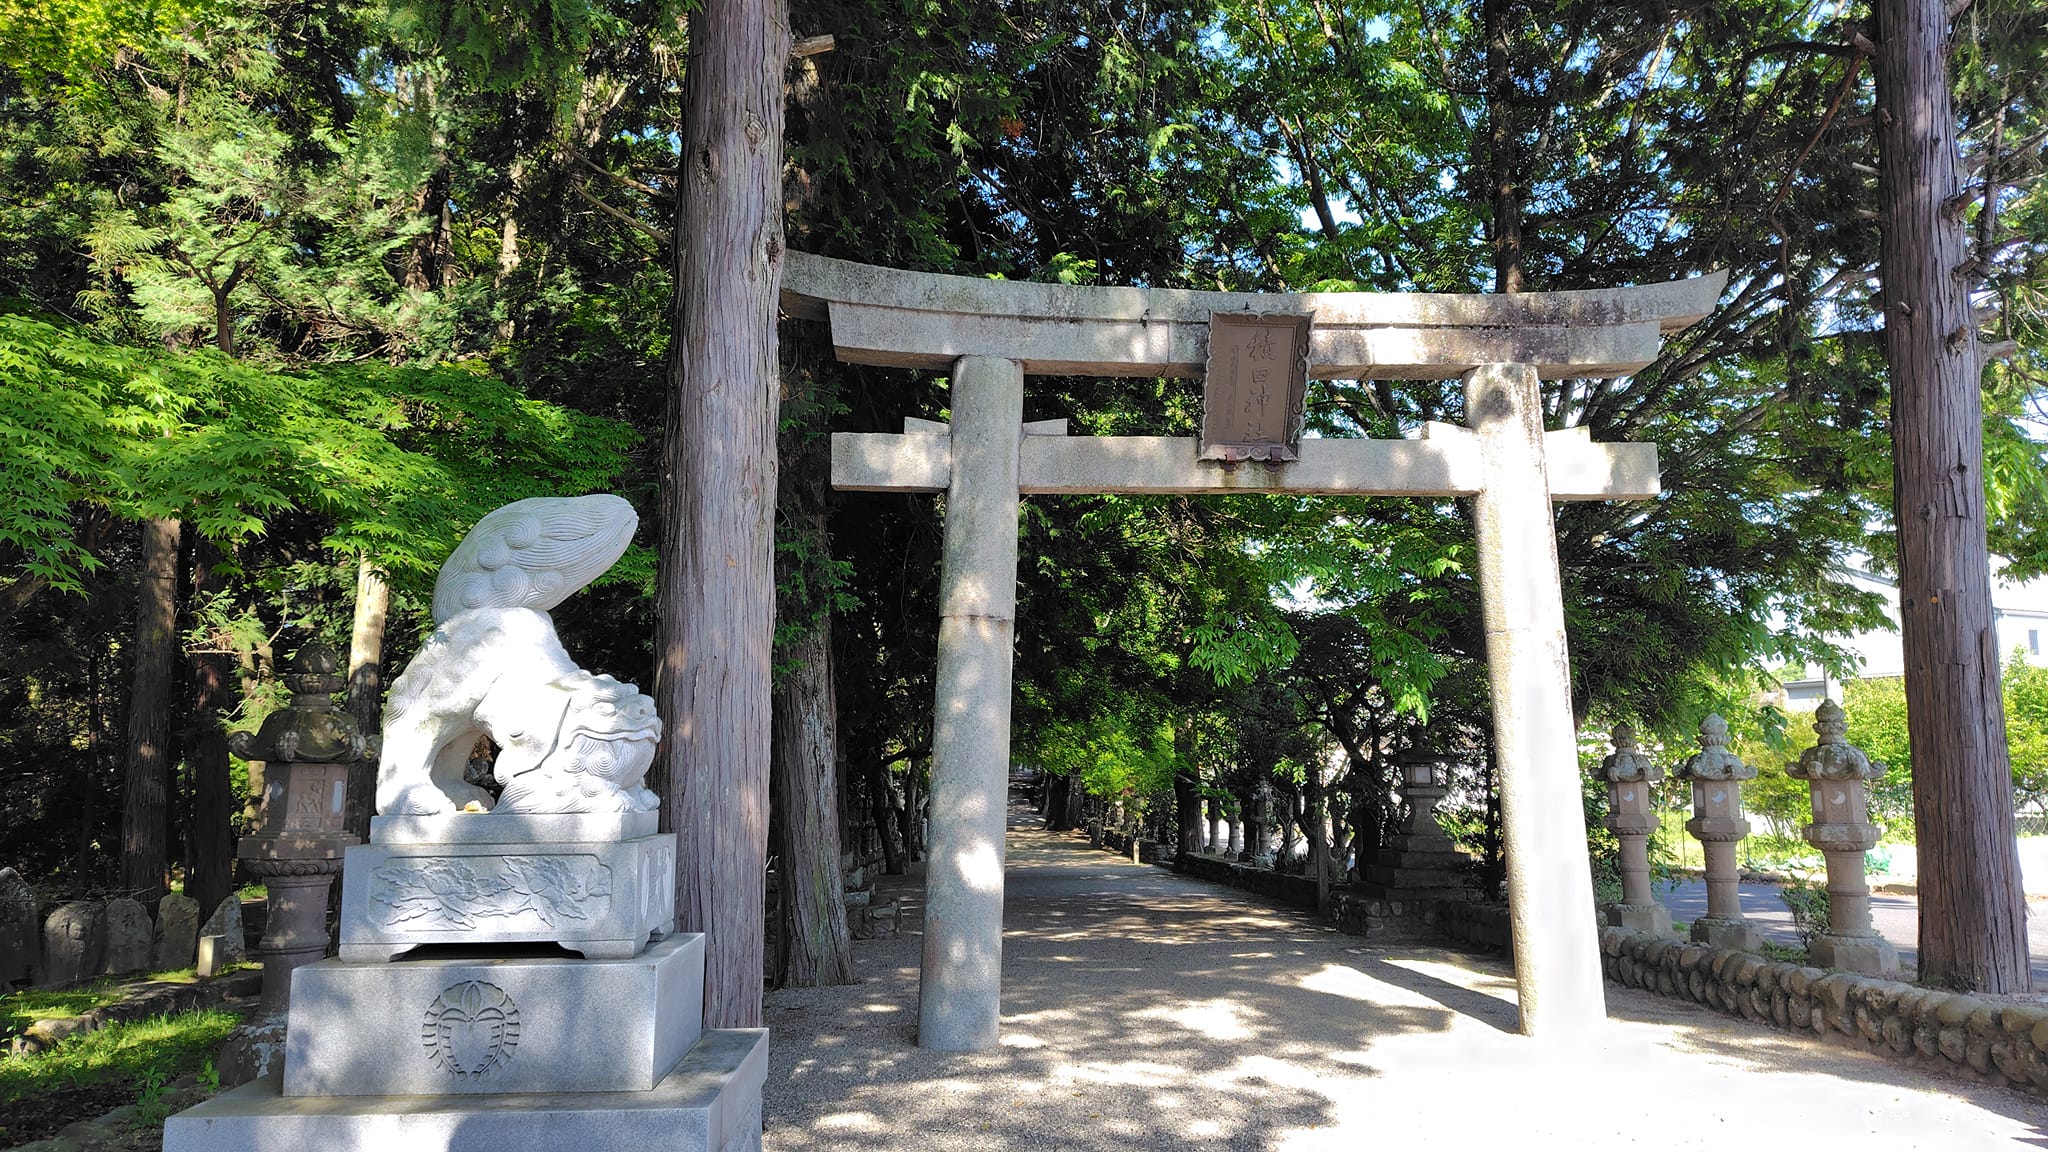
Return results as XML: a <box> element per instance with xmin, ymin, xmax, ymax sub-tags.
<box><xmin>1808</xmin><ymin>929</ymin><xmax>1899</xmax><ymax>974</ymax></box>
<box><xmin>239</xmin><ymin>848</ymin><xmax>346</xmax><ymax>1010</ymax></box>
<box><xmin>286</xmin><ymin>934</ymin><xmax>705</xmax><ymax>1097</ymax></box>
<box><xmin>165</xmin><ymin>1028</ymin><xmax>767</xmax><ymax>1152</ymax></box>
<box><xmin>337</xmin><ymin>813</ymin><xmax>674</xmax><ymax>962</ymax></box>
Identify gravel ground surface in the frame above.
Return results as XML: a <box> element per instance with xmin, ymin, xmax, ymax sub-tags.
<box><xmin>762</xmin><ymin>805</ymin><xmax>2048</xmax><ymax>1151</ymax></box>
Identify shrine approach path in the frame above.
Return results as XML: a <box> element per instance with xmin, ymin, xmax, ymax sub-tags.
<box><xmin>759</xmin><ymin>802</ymin><xmax>2048</xmax><ymax>1151</ymax></box>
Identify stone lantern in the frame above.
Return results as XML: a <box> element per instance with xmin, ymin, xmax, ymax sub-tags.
<box><xmin>1676</xmin><ymin>714</ymin><xmax>1762</xmax><ymax>952</ymax></box>
<box><xmin>229</xmin><ymin>641</ymin><xmax>366</xmax><ymax>1009</ymax></box>
<box><xmin>1787</xmin><ymin>700</ymin><xmax>1898</xmax><ymax>975</ymax></box>
<box><xmin>1599</xmin><ymin>723</ymin><xmax>1671</xmax><ymax>934</ymax></box>
<box><xmin>1362</xmin><ymin>752</ymin><xmax>1471</xmax><ymax>899</ymax></box>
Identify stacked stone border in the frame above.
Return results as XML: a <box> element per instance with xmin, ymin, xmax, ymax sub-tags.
<box><xmin>1600</xmin><ymin>926</ymin><xmax>2048</xmax><ymax>1092</ymax></box>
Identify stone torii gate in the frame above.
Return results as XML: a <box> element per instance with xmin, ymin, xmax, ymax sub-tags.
<box><xmin>782</xmin><ymin>253</ymin><xmax>1726</xmax><ymax>1051</ymax></box>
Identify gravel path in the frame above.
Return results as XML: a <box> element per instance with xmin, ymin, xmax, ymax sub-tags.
<box><xmin>762</xmin><ymin>806</ymin><xmax>2048</xmax><ymax>1150</ymax></box>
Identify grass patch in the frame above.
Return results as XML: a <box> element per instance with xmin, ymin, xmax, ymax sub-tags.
<box><xmin>0</xmin><ymin>988</ymin><xmax>120</xmax><ymax>1036</ymax></box>
<box><xmin>0</xmin><ymin>1007</ymin><xmax>241</xmax><ymax>1105</ymax></box>
<box><xmin>1757</xmin><ymin>940</ymin><xmax>1807</xmax><ymax>964</ymax></box>
<box><xmin>0</xmin><ymin>968</ymin><xmax>208</xmax><ymax>1037</ymax></box>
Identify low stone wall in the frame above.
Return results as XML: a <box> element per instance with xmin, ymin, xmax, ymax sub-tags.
<box><xmin>1169</xmin><ymin>852</ymin><xmax>1518</xmax><ymax>951</ymax></box>
<box><xmin>1172</xmin><ymin>852</ymin><xmax>1318</xmax><ymax>908</ymax></box>
<box><xmin>1600</xmin><ymin>926</ymin><xmax>2048</xmax><ymax>1091</ymax></box>
<box><xmin>1325</xmin><ymin>889</ymin><xmax>1514</xmax><ymax>950</ymax></box>
<box><xmin>1432</xmin><ymin>900</ymin><xmax>1513</xmax><ymax>953</ymax></box>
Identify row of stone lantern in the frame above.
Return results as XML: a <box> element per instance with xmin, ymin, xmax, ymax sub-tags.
<box><xmin>1597</xmin><ymin>700</ymin><xmax>1897</xmax><ymax>976</ymax></box>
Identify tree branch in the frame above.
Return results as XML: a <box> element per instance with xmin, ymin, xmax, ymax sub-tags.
<box><xmin>573</xmin><ymin>185</ymin><xmax>671</xmax><ymax>247</ymax></box>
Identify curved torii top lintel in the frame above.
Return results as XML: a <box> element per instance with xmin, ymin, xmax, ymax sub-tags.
<box><xmin>780</xmin><ymin>251</ymin><xmax>1728</xmax><ymax>381</ymax></box>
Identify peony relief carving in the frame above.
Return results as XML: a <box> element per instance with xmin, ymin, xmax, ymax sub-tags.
<box><xmin>369</xmin><ymin>855</ymin><xmax>612</xmax><ymax>930</ymax></box>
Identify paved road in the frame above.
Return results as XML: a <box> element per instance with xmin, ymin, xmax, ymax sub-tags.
<box><xmin>1659</xmin><ymin>878</ymin><xmax>2048</xmax><ymax>984</ymax></box>
<box><xmin>759</xmin><ymin>807</ymin><xmax>2048</xmax><ymax>1150</ymax></box>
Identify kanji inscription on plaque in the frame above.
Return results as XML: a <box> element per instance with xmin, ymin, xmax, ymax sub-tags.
<box><xmin>1199</xmin><ymin>311</ymin><xmax>1312</xmax><ymax>462</ymax></box>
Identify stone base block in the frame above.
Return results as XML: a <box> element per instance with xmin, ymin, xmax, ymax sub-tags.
<box><xmin>168</xmin><ymin>1029</ymin><xmax>766</xmax><ymax>1152</ymax></box>
<box><xmin>1691</xmin><ymin>916</ymin><xmax>1763</xmax><ymax>954</ymax></box>
<box><xmin>1602</xmin><ymin>902</ymin><xmax>1672</xmax><ymax>935</ymax></box>
<box><xmin>1810</xmin><ymin>932</ymin><xmax>1899</xmax><ymax>976</ymax></box>
<box><xmin>285</xmin><ymin>933</ymin><xmax>704</xmax><ymax>1097</ymax></box>
<box><xmin>338</xmin><ymin>832</ymin><xmax>674</xmax><ymax>961</ymax></box>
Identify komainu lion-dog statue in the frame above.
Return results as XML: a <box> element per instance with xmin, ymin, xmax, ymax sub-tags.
<box><xmin>375</xmin><ymin>494</ymin><xmax>662</xmax><ymax>816</ymax></box>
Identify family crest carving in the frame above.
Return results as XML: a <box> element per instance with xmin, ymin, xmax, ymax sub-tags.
<box><xmin>375</xmin><ymin>495</ymin><xmax>661</xmax><ymax>816</ymax></box>
<box><xmin>421</xmin><ymin>980</ymin><xmax>520</xmax><ymax>1080</ymax></box>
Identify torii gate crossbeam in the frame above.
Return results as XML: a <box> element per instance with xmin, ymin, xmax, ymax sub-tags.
<box><xmin>787</xmin><ymin>253</ymin><xmax>1727</xmax><ymax>1051</ymax></box>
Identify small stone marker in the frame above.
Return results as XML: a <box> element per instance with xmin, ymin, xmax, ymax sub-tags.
<box><xmin>199</xmin><ymin>896</ymin><xmax>247</xmax><ymax>966</ymax></box>
<box><xmin>154</xmin><ymin>892</ymin><xmax>201</xmax><ymax>970</ymax></box>
<box><xmin>0</xmin><ymin>867</ymin><xmax>38</xmax><ymax>985</ymax></box>
<box><xmin>40</xmin><ymin>900</ymin><xmax>105</xmax><ymax>987</ymax></box>
<box><xmin>101</xmin><ymin>897</ymin><xmax>153</xmax><ymax>975</ymax></box>
<box><xmin>196</xmin><ymin>934</ymin><xmax>228</xmax><ymax>978</ymax></box>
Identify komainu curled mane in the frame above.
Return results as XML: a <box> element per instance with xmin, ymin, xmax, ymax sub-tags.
<box><xmin>375</xmin><ymin>495</ymin><xmax>661</xmax><ymax>816</ymax></box>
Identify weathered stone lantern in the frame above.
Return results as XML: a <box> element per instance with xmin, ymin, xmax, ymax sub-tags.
<box><xmin>1676</xmin><ymin>714</ymin><xmax>1763</xmax><ymax>952</ymax></box>
<box><xmin>1362</xmin><ymin>752</ymin><xmax>1471</xmax><ymax>899</ymax></box>
<box><xmin>1599</xmin><ymin>723</ymin><xmax>1671</xmax><ymax>934</ymax></box>
<box><xmin>1396</xmin><ymin>754</ymin><xmax>1452</xmax><ymax>841</ymax></box>
<box><xmin>1787</xmin><ymin>700</ymin><xmax>1898</xmax><ymax>975</ymax></box>
<box><xmin>229</xmin><ymin>641</ymin><xmax>366</xmax><ymax>1009</ymax></box>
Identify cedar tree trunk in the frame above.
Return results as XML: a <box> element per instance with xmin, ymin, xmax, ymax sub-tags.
<box><xmin>768</xmin><ymin>350</ymin><xmax>853</xmax><ymax>988</ymax></box>
<box><xmin>120</xmin><ymin>516</ymin><xmax>181</xmax><ymax>901</ymax></box>
<box><xmin>1485</xmin><ymin>0</ymin><xmax>1524</xmax><ymax>294</ymax></box>
<box><xmin>771</xmin><ymin>624</ymin><xmax>854</xmax><ymax>986</ymax></box>
<box><xmin>1874</xmin><ymin>0</ymin><xmax>2030</xmax><ymax>992</ymax></box>
<box><xmin>898</xmin><ymin>763</ymin><xmax>923</xmax><ymax>862</ymax></box>
<box><xmin>869</xmin><ymin>759</ymin><xmax>904</xmax><ymax>874</ymax></box>
<box><xmin>184</xmin><ymin>536</ymin><xmax>236</xmax><ymax>918</ymax></box>
<box><xmin>655</xmin><ymin>0</ymin><xmax>788</xmax><ymax>1029</ymax></box>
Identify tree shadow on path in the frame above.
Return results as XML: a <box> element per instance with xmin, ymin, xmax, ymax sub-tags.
<box><xmin>761</xmin><ymin>804</ymin><xmax>2048</xmax><ymax>1151</ymax></box>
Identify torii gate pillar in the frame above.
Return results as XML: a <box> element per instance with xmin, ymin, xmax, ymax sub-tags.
<box><xmin>920</xmin><ymin>355</ymin><xmax>1024</xmax><ymax>1051</ymax></box>
<box><xmin>1464</xmin><ymin>362</ymin><xmax>1606</xmax><ymax>1034</ymax></box>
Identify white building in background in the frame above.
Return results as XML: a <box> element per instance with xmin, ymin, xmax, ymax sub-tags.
<box><xmin>1779</xmin><ymin>556</ymin><xmax>2048</xmax><ymax>711</ymax></box>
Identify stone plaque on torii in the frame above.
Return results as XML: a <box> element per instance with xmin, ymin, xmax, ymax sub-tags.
<box><xmin>785</xmin><ymin>252</ymin><xmax>1726</xmax><ymax>1051</ymax></box>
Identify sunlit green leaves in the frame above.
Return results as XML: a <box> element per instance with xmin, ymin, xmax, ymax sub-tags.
<box><xmin>0</xmin><ymin>314</ymin><xmax>632</xmax><ymax>598</ymax></box>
